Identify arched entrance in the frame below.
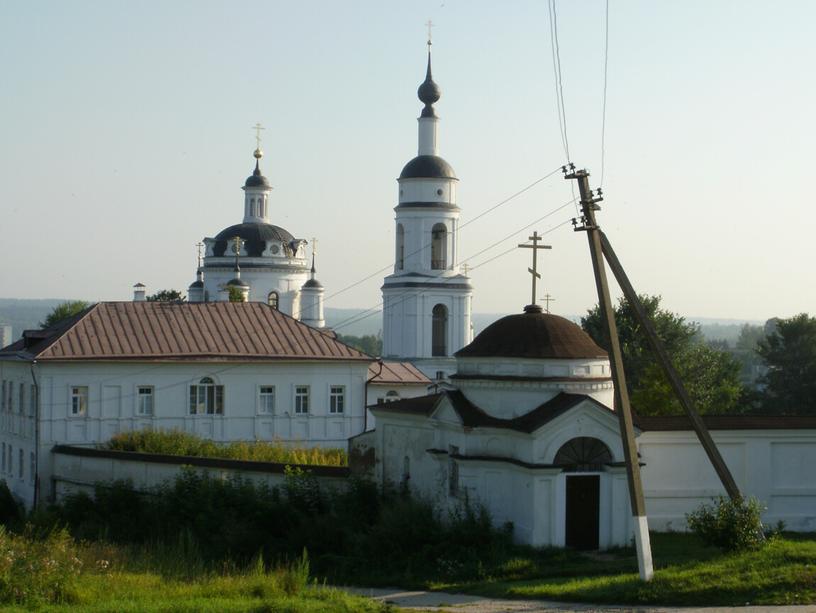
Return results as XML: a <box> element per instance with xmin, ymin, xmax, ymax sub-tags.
<box><xmin>554</xmin><ymin>437</ymin><xmax>613</xmax><ymax>550</ymax></box>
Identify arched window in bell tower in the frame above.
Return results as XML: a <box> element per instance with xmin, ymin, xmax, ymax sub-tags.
<box><xmin>432</xmin><ymin>304</ymin><xmax>448</xmax><ymax>356</ymax></box>
<box><xmin>396</xmin><ymin>224</ymin><xmax>405</xmax><ymax>270</ymax></box>
<box><xmin>268</xmin><ymin>291</ymin><xmax>279</xmax><ymax>309</ymax></box>
<box><xmin>431</xmin><ymin>223</ymin><xmax>447</xmax><ymax>270</ymax></box>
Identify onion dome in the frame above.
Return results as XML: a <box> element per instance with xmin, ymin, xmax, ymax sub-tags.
<box><xmin>227</xmin><ymin>275</ymin><xmax>249</xmax><ymax>288</ymax></box>
<box><xmin>302</xmin><ymin>252</ymin><xmax>323</xmax><ymax>289</ymax></box>
<box><xmin>399</xmin><ymin>155</ymin><xmax>457</xmax><ymax>180</ymax></box>
<box><xmin>188</xmin><ymin>279</ymin><xmax>204</xmax><ymax>289</ymax></box>
<box><xmin>244</xmin><ymin>149</ymin><xmax>270</xmax><ymax>189</ymax></box>
<box><xmin>212</xmin><ymin>223</ymin><xmax>295</xmax><ymax>257</ymax></box>
<box><xmin>456</xmin><ymin>304</ymin><xmax>608</xmax><ymax>360</ymax></box>
<box><xmin>417</xmin><ymin>51</ymin><xmax>440</xmax><ymax>118</ymax></box>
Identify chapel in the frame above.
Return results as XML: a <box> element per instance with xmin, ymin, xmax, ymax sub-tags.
<box><xmin>187</xmin><ymin>147</ymin><xmax>326</xmax><ymax>328</ymax></box>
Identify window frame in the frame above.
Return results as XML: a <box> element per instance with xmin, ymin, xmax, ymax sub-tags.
<box><xmin>18</xmin><ymin>448</ymin><xmax>23</xmax><ymax>480</ymax></box>
<box><xmin>329</xmin><ymin>385</ymin><xmax>345</xmax><ymax>414</ymax></box>
<box><xmin>136</xmin><ymin>385</ymin><xmax>154</xmax><ymax>416</ymax></box>
<box><xmin>258</xmin><ymin>385</ymin><xmax>276</xmax><ymax>415</ymax></box>
<box><xmin>188</xmin><ymin>377</ymin><xmax>224</xmax><ymax>416</ymax></box>
<box><xmin>70</xmin><ymin>386</ymin><xmax>88</xmax><ymax>417</ymax></box>
<box><xmin>294</xmin><ymin>385</ymin><xmax>310</xmax><ymax>415</ymax></box>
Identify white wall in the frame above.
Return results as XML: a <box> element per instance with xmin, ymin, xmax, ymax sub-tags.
<box><xmin>639</xmin><ymin>429</ymin><xmax>816</xmax><ymax>532</ymax></box>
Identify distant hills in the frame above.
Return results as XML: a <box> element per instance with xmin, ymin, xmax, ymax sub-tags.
<box><xmin>0</xmin><ymin>298</ymin><xmax>763</xmax><ymax>347</ymax></box>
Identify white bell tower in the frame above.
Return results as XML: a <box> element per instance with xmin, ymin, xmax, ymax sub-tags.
<box><xmin>381</xmin><ymin>41</ymin><xmax>473</xmax><ymax>380</ymax></box>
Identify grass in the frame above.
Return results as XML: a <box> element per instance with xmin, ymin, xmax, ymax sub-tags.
<box><xmin>431</xmin><ymin>532</ymin><xmax>816</xmax><ymax>607</ymax></box>
<box><xmin>104</xmin><ymin>429</ymin><xmax>348</xmax><ymax>466</ymax></box>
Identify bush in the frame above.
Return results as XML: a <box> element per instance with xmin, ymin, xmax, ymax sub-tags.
<box><xmin>0</xmin><ymin>481</ymin><xmax>21</xmax><ymax>528</ymax></box>
<box><xmin>686</xmin><ymin>496</ymin><xmax>765</xmax><ymax>551</ymax></box>
<box><xmin>0</xmin><ymin>526</ymin><xmax>82</xmax><ymax>606</ymax></box>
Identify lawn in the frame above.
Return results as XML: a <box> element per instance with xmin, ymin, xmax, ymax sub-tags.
<box><xmin>432</xmin><ymin>532</ymin><xmax>816</xmax><ymax>607</ymax></box>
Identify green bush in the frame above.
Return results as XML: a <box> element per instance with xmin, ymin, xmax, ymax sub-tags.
<box><xmin>0</xmin><ymin>480</ymin><xmax>21</xmax><ymax>528</ymax></box>
<box><xmin>105</xmin><ymin>429</ymin><xmax>348</xmax><ymax>466</ymax></box>
<box><xmin>0</xmin><ymin>526</ymin><xmax>82</xmax><ymax>606</ymax></box>
<box><xmin>686</xmin><ymin>496</ymin><xmax>766</xmax><ymax>551</ymax></box>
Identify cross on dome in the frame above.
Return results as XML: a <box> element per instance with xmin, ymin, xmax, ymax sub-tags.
<box><xmin>517</xmin><ymin>231</ymin><xmax>552</xmax><ymax>308</ymax></box>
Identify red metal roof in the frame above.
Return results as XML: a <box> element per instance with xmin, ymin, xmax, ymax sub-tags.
<box><xmin>1</xmin><ymin>302</ymin><xmax>371</xmax><ymax>362</ymax></box>
<box><xmin>367</xmin><ymin>360</ymin><xmax>431</xmax><ymax>384</ymax></box>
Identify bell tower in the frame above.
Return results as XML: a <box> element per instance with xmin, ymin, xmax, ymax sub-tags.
<box><xmin>381</xmin><ymin>41</ymin><xmax>473</xmax><ymax>379</ymax></box>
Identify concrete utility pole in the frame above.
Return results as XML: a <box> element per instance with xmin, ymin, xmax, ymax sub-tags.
<box><xmin>565</xmin><ymin>166</ymin><xmax>654</xmax><ymax>581</ymax></box>
<box><xmin>599</xmin><ymin>232</ymin><xmax>742</xmax><ymax>501</ymax></box>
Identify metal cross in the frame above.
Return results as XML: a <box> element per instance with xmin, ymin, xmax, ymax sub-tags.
<box><xmin>461</xmin><ymin>262</ymin><xmax>471</xmax><ymax>276</ymax></box>
<box><xmin>252</xmin><ymin>123</ymin><xmax>265</xmax><ymax>149</ymax></box>
<box><xmin>195</xmin><ymin>242</ymin><xmax>204</xmax><ymax>268</ymax></box>
<box><xmin>426</xmin><ymin>19</ymin><xmax>434</xmax><ymax>46</ymax></box>
<box><xmin>541</xmin><ymin>293</ymin><xmax>556</xmax><ymax>314</ymax></box>
<box><xmin>231</xmin><ymin>236</ymin><xmax>245</xmax><ymax>269</ymax></box>
<box><xmin>517</xmin><ymin>231</ymin><xmax>552</xmax><ymax>306</ymax></box>
<box><xmin>311</xmin><ymin>237</ymin><xmax>318</xmax><ymax>256</ymax></box>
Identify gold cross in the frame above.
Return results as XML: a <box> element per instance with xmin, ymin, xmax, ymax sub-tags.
<box><xmin>426</xmin><ymin>19</ymin><xmax>434</xmax><ymax>46</ymax></box>
<box><xmin>252</xmin><ymin>123</ymin><xmax>265</xmax><ymax>149</ymax></box>
<box><xmin>517</xmin><ymin>231</ymin><xmax>552</xmax><ymax>306</ymax></box>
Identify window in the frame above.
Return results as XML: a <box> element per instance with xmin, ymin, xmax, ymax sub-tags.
<box><xmin>19</xmin><ymin>384</ymin><xmax>24</xmax><ymax>414</ymax></box>
<box><xmin>329</xmin><ymin>386</ymin><xmax>345</xmax><ymax>414</ymax></box>
<box><xmin>1</xmin><ymin>443</ymin><xmax>5</xmax><ymax>472</ymax></box>
<box><xmin>1</xmin><ymin>381</ymin><xmax>5</xmax><ymax>411</ymax></box>
<box><xmin>432</xmin><ymin>304</ymin><xmax>448</xmax><ymax>357</ymax></box>
<box><xmin>431</xmin><ymin>223</ymin><xmax>447</xmax><ymax>269</ymax></box>
<box><xmin>188</xmin><ymin>377</ymin><xmax>224</xmax><ymax>415</ymax></box>
<box><xmin>396</xmin><ymin>223</ymin><xmax>405</xmax><ymax>270</ymax></box>
<box><xmin>71</xmin><ymin>386</ymin><xmax>88</xmax><ymax>416</ymax></box>
<box><xmin>294</xmin><ymin>386</ymin><xmax>309</xmax><ymax>414</ymax></box>
<box><xmin>18</xmin><ymin>448</ymin><xmax>23</xmax><ymax>480</ymax></box>
<box><xmin>259</xmin><ymin>386</ymin><xmax>276</xmax><ymax>414</ymax></box>
<box><xmin>385</xmin><ymin>390</ymin><xmax>400</xmax><ymax>403</ymax></box>
<box><xmin>137</xmin><ymin>386</ymin><xmax>154</xmax><ymax>416</ymax></box>
<box><xmin>6</xmin><ymin>446</ymin><xmax>11</xmax><ymax>476</ymax></box>
<box><xmin>268</xmin><ymin>291</ymin><xmax>279</xmax><ymax>309</ymax></box>
<box><xmin>29</xmin><ymin>384</ymin><xmax>36</xmax><ymax>417</ymax></box>
<box><xmin>29</xmin><ymin>452</ymin><xmax>35</xmax><ymax>485</ymax></box>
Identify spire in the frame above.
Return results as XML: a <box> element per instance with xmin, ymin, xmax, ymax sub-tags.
<box><xmin>417</xmin><ymin>46</ymin><xmax>441</xmax><ymax>118</ymax></box>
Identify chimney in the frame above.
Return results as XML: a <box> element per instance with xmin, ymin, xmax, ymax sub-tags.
<box><xmin>133</xmin><ymin>283</ymin><xmax>147</xmax><ymax>302</ymax></box>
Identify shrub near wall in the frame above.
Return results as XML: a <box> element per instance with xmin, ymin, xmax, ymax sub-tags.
<box><xmin>105</xmin><ymin>430</ymin><xmax>348</xmax><ymax>466</ymax></box>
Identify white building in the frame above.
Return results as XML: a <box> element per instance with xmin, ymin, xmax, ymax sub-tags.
<box><xmin>356</xmin><ymin>303</ymin><xmax>816</xmax><ymax>549</ymax></box>
<box><xmin>0</xmin><ymin>301</ymin><xmax>373</xmax><ymax>508</ymax></box>
<box><xmin>190</xmin><ymin>147</ymin><xmax>325</xmax><ymax>326</ymax></box>
<box><xmin>381</xmin><ymin>49</ymin><xmax>473</xmax><ymax>380</ymax></box>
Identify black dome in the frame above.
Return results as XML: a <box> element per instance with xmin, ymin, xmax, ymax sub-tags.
<box><xmin>227</xmin><ymin>277</ymin><xmax>249</xmax><ymax>288</ymax></box>
<box><xmin>188</xmin><ymin>280</ymin><xmax>204</xmax><ymax>289</ymax></box>
<box><xmin>303</xmin><ymin>278</ymin><xmax>323</xmax><ymax>289</ymax></box>
<box><xmin>399</xmin><ymin>155</ymin><xmax>457</xmax><ymax>180</ymax></box>
<box><xmin>456</xmin><ymin>307</ymin><xmax>608</xmax><ymax>360</ymax></box>
<box><xmin>213</xmin><ymin>223</ymin><xmax>296</xmax><ymax>257</ymax></box>
<box><xmin>244</xmin><ymin>161</ymin><xmax>270</xmax><ymax>188</ymax></box>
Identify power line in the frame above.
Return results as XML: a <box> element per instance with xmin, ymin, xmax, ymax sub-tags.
<box><xmin>548</xmin><ymin>0</ymin><xmax>570</xmax><ymax>162</ymax></box>
<box><xmin>600</xmin><ymin>0</ymin><xmax>610</xmax><ymax>187</ymax></box>
<box><xmin>322</xmin><ymin>167</ymin><xmax>562</xmax><ymax>304</ymax></box>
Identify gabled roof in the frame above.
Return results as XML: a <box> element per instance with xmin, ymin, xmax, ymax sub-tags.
<box><xmin>372</xmin><ymin>390</ymin><xmax>615</xmax><ymax>434</ymax></box>
<box><xmin>368</xmin><ymin>361</ymin><xmax>431</xmax><ymax>385</ymax></box>
<box><xmin>0</xmin><ymin>302</ymin><xmax>371</xmax><ymax>363</ymax></box>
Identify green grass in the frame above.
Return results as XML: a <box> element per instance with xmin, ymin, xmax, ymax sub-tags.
<box><xmin>432</xmin><ymin>532</ymin><xmax>816</xmax><ymax>607</ymax></box>
<box><xmin>105</xmin><ymin>429</ymin><xmax>348</xmax><ymax>466</ymax></box>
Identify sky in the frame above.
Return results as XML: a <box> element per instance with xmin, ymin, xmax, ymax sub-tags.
<box><xmin>1</xmin><ymin>0</ymin><xmax>814</xmax><ymax>322</ymax></box>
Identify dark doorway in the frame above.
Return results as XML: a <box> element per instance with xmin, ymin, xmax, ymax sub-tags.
<box><xmin>565</xmin><ymin>475</ymin><xmax>600</xmax><ymax>550</ymax></box>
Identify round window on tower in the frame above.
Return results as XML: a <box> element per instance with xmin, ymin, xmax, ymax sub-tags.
<box><xmin>271</xmin><ymin>244</ymin><xmax>280</xmax><ymax>255</ymax></box>
<box><xmin>436</xmin><ymin>188</ymin><xmax>443</xmax><ymax>196</ymax></box>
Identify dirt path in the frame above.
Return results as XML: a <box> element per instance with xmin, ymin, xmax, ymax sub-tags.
<box><xmin>344</xmin><ymin>587</ymin><xmax>816</xmax><ymax>613</ymax></box>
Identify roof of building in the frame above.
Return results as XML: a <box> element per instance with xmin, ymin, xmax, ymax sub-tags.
<box><xmin>367</xmin><ymin>361</ymin><xmax>432</xmax><ymax>385</ymax></box>
<box><xmin>244</xmin><ymin>160</ymin><xmax>270</xmax><ymax>188</ymax></box>
<box><xmin>0</xmin><ymin>302</ymin><xmax>371</xmax><ymax>363</ymax></box>
<box><xmin>455</xmin><ymin>305</ymin><xmax>608</xmax><ymax>360</ymax></box>
<box><xmin>371</xmin><ymin>390</ymin><xmax>614</xmax><ymax>434</ymax></box>
<box><xmin>212</xmin><ymin>223</ymin><xmax>296</xmax><ymax>257</ymax></box>
<box><xmin>303</xmin><ymin>278</ymin><xmax>323</xmax><ymax>289</ymax></box>
<box><xmin>399</xmin><ymin>155</ymin><xmax>457</xmax><ymax>180</ymax></box>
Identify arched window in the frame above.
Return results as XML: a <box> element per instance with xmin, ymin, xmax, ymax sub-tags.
<box><xmin>268</xmin><ymin>291</ymin><xmax>279</xmax><ymax>309</ymax></box>
<box><xmin>250</xmin><ymin>198</ymin><xmax>256</xmax><ymax>217</ymax></box>
<box><xmin>432</xmin><ymin>304</ymin><xmax>448</xmax><ymax>357</ymax></box>
<box><xmin>554</xmin><ymin>437</ymin><xmax>613</xmax><ymax>472</ymax></box>
<box><xmin>396</xmin><ymin>224</ymin><xmax>405</xmax><ymax>270</ymax></box>
<box><xmin>189</xmin><ymin>376</ymin><xmax>224</xmax><ymax>415</ymax></box>
<box><xmin>431</xmin><ymin>223</ymin><xmax>447</xmax><ymax>270</ymax></box>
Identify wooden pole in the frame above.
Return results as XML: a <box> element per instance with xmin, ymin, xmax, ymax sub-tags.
<box><xmin>599</xmin><ymin>231</ymin><xmax>742</xmax><ymax>501</ymax></box>
<box><xmin>566</xmin><ymin>167</ymin><xmax>654</xmax><ymax>581</ymax></box>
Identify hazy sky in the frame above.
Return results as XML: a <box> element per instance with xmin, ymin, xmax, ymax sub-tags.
<box><xmin>1</xmin><ymin>0</ymin><xmax>814</xmax><ymax>322</ymax></box>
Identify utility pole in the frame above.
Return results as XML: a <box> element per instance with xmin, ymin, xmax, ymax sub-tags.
<box><xmin>599</xmin><ymin>232</ymin><xmax>741</xmax><ymax>501</ymax></box>
<box><xmin>566</xmin><ymin>165</ymin><xmax>653</xmax><ymax>581</ymax></box>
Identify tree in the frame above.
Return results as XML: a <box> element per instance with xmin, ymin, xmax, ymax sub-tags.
<box><xmin>39</xmin><ymin>300</ymin><xmax>90</xmax><ymax>328</ymax></box>
<box><xmin>581</xmin><ymin>295</ymin><xmax>744</xmax><ymax>415</ymax></box>
<box><xmin>227</xmin><ymin>287</ymin><xmax>244</xmax><ymax>302</ymax></box>
<box><xmin>146</xmin><ymin>289</ymin><xmax>185</xmax><ymax>302</ymax></box>
<box><xmin>756</xmin><ymin>313</ymin><xmax>816</xmax><ymax>414</ymax></box>
<box><xmin>336</xmin><ymin>334</ymin><xmax>383</xmax><ymax>356</ymax></box>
